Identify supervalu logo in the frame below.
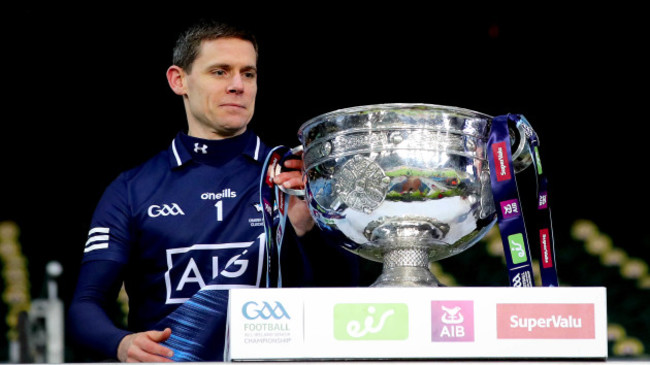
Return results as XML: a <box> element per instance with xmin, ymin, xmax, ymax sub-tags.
<box><xmin>497</xmin><ymin>303</ymin><xmax>595</xmax><ymax>339</ymax></box>
<box><xmin>492</xmin><ymin>141</ymin><xmax>512</xmax><ymax>182</ymax></box>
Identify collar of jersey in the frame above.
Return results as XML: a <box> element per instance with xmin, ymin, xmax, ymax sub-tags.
<box><xmin>167</xmin><ymin>129</ymin><xmax>262</xmax><ymax>168</ymax></box>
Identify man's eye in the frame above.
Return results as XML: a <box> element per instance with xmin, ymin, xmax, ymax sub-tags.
<box><xmin>213</xmin><ymin>69</ymin><xmax>226</xmax><ymax>76</ymax></box>
<box><xmin>244</xmin><ymin>72</ymin><xmax>256</xmax><ymax>79</ymax></box>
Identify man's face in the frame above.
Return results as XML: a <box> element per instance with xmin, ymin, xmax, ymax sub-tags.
<box><xmin>182</xmin><ymin>37</ymin><xmax>258</xmax><ymax>139</ymax></box>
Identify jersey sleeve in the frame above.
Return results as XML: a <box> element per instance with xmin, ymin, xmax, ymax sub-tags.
<box><xmin>82</xmin><ymin>174</ymin><xmax>133</xmax><ymax>264</ymax></box>
<box><xmin>67</xmin><ymin>260</ymin><xmax>131</xmax><ymax>360</ymax></box>
<box><xmin>68</xmin><ymin>174</ymin><xmax>135</xmax><ymax>359</ymax></box>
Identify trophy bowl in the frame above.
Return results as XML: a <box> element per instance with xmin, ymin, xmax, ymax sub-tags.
<box><xmin>297</xmin><ymin>103</ymin><xmax>532</xmax><ymax>287</ymax></box>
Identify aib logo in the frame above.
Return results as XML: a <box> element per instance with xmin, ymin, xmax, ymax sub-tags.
<box><xmin>538</xmin><ymin>191</ymin><xmax>548</xmax><ymax>209</ymax></box>
<box><xmin>500</xmin><ymin>199</ymin><xmax>520</xmax><ymax>220</ymax></box>
<box><xmin>431</xmin><ymin>301</ymin><xmax>474</xmax><ymax>342</ymax></box>
<box><xmin>242</xmin><ymin>301</ymin><xmax>290</xmax><ymax>320</ymax></box>
<box><xmin>333</xmin><ymin>303</ymin><xmax>408</xmax><ymax>340</ymax></box>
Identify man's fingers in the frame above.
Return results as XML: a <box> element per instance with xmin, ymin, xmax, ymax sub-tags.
<box><xmin>282</xmin><ymin>159</ymin><xmax>303</xmax><ymax>169</ymax></box>
<box><xmin>148</xmin><ymin>328</ymin><xmax>172</xmax><ymax>342</ymax></box>
<box><xmin>123</xmin><ymin>328</ymin><xmax>174</xmax><ymax>361</ymax></box>
<box><xmin>127</xmin><ymin>345</ymin><xmax>174</xmax><ymax>363</ymax></box>
<box><xmin>137</xmin><ymin>340</ymin><xmax>174</xmax><ymax>360</ymax></box>
<box><xmin>274</xmin><ymin>171</ymin><xmax>303</xmax><ymax>187</ymax></box>
<box><xmin>282</xmin><ymin>176</ymin><xmax>303</xmax><ymax>189</ymax></box>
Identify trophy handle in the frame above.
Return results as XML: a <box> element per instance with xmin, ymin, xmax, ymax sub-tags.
<box><xmin>273</xmin><ymin>145</ymin><xmax>306</xmax><ymax>197</ymax></box>
<box><xmin>509</xmin><ymin>117</ymin><xmax>535</xmax><ymax>173</ymax></box>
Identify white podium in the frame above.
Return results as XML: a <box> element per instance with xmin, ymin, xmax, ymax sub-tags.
<box><xmin>226</xmin><ymin>287</ymin><xmax>607</xmax><ymax>361</ymax></box>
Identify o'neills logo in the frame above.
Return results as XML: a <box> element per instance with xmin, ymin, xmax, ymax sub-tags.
<box><xmin>201</xmin><ymin>188</ymin><xmax>237</xmax><ymax>200</ymax></box>
<box><xmin>492</xmin><ymin>142</ymin><xmax>512</xmax><ymax>182</ymax></box>
<box><xmin>497</xmin><ymin>303</ymin><xmax>595</xmax><ymax>339</ymax></box>
<box><xmin>539</xmin><ymin>228</ymin><xmax>553</xmax><ymax>268</ymax></box>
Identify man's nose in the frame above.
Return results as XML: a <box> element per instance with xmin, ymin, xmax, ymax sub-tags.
<box><xmin>227</xmin><ymin>74</ymin><xmax>244</xmax><ymax>94</ymax></box>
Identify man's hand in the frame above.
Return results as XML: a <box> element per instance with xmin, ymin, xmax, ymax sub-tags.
<box><xmin>272</xmin><ymin>159</ymin><xmax>315</xmax><ymax>237</ymax></box>
<box><xmin>117</xmin><ymin>328</ymin><xmax>174</xmax><ymax>362</ymax></box>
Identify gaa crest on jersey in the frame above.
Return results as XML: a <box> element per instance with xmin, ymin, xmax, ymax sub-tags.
<box><xmin>164</xmin><ymin>235</ymin><xmax>264</xmax><ymax>304</ymax></box>
<box><xmin>147</xmin><ymin>203</ymin><xmax>185</xmax><ymax>218</ymax></box>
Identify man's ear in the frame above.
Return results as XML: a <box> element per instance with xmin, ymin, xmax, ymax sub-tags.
<box><xmin>166</xmin><ymin>65</ymin><xmax>187</xmax><ymax>95</ymax></box>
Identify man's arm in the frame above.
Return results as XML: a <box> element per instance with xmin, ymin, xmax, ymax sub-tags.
<box><xmin>68</xmin><ymin>260</ymin><xmax>130</xmax><ymax>359</ymax></box>
<box><xmin>68</xmin><ymin>260</ymin><xmax>174</xmax><ymax>362</ymax></box>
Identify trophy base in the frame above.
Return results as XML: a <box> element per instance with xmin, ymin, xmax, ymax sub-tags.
<box><xmin>370</xmin><ymin>265</ymin><xmax>442</xmax><ymax>287</ymax></box>
<box><xmin>370</xmin><ymin>247</ymin><xmax>442</xmax><ymax>287</ymax></box>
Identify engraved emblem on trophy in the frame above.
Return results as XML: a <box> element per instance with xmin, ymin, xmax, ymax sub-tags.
<box><xmin>293</xmin><ymin>103</ymin><xmax>534</xmax><ymax>287</ymax></box>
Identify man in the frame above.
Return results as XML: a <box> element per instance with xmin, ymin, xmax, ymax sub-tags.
<box><xmin>68</xmin><ymin>19</ymin><xmax>366</xmax><ymax>362</ymax></box>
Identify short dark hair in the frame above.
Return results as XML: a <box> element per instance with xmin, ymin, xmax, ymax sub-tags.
<box><xmin>172</xmin><ymin>19</ymin><xmax>258</xmax><ymax>73</ymax></box>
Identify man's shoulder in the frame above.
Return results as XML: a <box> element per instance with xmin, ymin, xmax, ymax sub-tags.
<box><xmin>119</xmin><ymin>148</ymin><xmax>171</xmax><ymax>182</ymax></box>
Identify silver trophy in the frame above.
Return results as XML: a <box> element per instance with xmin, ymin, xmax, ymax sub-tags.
<box><xmin>293</xmin><ymin>103</ymin><xmax>534</xmax><ymax>287</ymax></box>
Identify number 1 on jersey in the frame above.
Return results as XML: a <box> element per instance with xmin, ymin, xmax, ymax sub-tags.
<box><xmin>215</xmin><ymin>200</ymin><xmax>223</xmax><ymax>221</ymax></box>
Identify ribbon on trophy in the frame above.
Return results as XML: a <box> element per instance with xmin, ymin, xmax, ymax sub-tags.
<box><xmin>487</xmin><ymin>114</ymin><xmax>559</xmax><ymax>287</ymax></box>
<box><xmin>259</xmin><ymin>145</ymin><xmax>295</xmax><ymax>288</ymax></box>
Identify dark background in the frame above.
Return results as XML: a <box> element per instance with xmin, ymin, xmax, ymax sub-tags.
<box><xmin>1</xmin><ymin>3</ymin><xmax>648</xmax><ymax>361</ymax></box>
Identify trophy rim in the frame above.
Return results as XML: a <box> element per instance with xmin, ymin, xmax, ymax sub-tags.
<box><xmin>297</xmin><ymin>103</ymin><xmax>494</xmax><ymax>141</ymax></box>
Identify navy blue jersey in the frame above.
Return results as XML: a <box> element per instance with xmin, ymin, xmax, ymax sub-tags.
<box><xmin>68</xmin><ymin>129</ymin><xmax>374</xmax><ymax>361</ymax></box>
<box><xmin>81</xmin><ymin>130</ymin><xmax>270</xmax><ymax>332</ymax></box>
